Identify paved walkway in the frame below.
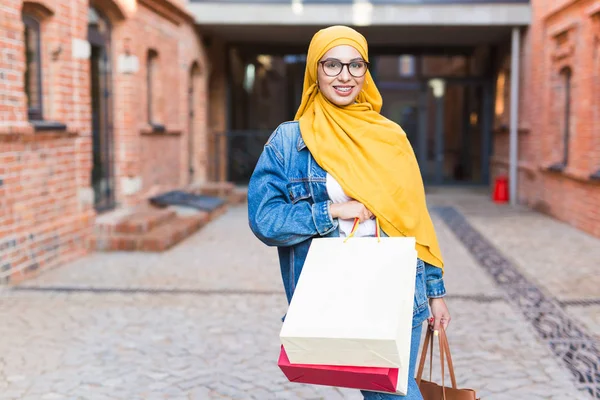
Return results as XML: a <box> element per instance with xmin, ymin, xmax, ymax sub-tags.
<box><xmin>0</xmin><ymin>189</ymin><xmax>598</xmax><ymax>399</ymax></box>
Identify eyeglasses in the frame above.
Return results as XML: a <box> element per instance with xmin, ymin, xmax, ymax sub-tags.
<box><xmin>319</xmin><ymin>59</ymin><xmax>370</xmax><ymax>78</ymax></box>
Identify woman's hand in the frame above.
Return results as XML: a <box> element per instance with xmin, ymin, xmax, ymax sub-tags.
<box><xmin>428</xmin><ymin>297</ymin><xmax>451</xmax><ymax>335</ymax></box>
<box><xmin>330</xmin><ymin>201</ymin><xmax>373</xmax><ymax>222</ymax></box>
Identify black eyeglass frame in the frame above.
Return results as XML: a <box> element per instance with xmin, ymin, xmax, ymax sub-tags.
<box><xmin>318</xmin><ymin>59</ymin><xmax>370</xmax><ymax>78</ymax></box>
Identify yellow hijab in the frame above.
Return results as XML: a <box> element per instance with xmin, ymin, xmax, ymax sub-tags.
<box><xmin>295</xmin><ymin>25</ymin><xmax>444</xmax><ymax>271</ymax></box>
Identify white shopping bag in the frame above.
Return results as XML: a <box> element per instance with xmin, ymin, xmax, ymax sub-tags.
<box><xmin>279</xmin><ymin>235</ymin><xmax>417</xmax><ymax>394</ymax></box>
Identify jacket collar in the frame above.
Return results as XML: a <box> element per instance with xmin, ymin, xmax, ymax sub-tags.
<box><xmin>297</xmin><ymin>134</ymin><xmax>307</xmax><ymax>151</ymax></box>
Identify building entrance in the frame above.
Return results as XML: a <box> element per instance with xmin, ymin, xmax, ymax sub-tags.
<box><xmin>375</xmin><ymin>54</ymin><xmax>493</xmax><ymax>185</ymax></box>
<box><xmin>226</xmin><ymin>50</ymin><xmax>493</xmax><ymax>186</ymax></box>
<box><xmin>88</xmin><ymin>6</ymin><xmax>115</xmax><ymax>211</ymax></box>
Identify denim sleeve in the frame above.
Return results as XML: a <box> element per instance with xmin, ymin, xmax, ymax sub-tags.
<box><xmin>425</xmin><ymin>261</ymin><xmax>446</xmax><ymax>298</ymax></box>
<box><xmin>248</xmin><ymin>138</ymin><xmax>338</xmax><ymax>247</ymax></box>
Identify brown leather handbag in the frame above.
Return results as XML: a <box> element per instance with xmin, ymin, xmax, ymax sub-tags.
<box><xmin>416</xmin><ymin>327</ymin><xmax>479</xmax><ymax>400</ymax></box>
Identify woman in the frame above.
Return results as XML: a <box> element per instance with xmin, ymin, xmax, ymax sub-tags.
<box><xmin>248</xmin><ymin>25</ymin><xmax>450</xmax><ymax>400</ymax></box>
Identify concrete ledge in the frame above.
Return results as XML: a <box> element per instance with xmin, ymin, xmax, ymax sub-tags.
<box><xmin>188</xmin><ymin>3</ymin><xmax>531</xmax><ymax>26</ymax></box>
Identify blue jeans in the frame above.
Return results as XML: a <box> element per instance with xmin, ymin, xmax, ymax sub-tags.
<box><xmin>361</xmin><ymin>323</ymin><xmax>424</xmax><ymax>400</ymax></box>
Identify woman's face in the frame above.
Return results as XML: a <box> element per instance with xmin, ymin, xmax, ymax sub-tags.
<box><xmin>317</xmin><ymin>45</ymin><xmax>367</xmax><ymax>107</ymax></box>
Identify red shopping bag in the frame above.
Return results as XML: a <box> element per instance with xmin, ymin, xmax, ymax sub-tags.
<box><xmin>278</xmin><ymin>346</ymin><xmax>401</xmax><ymax>393</ymax></box>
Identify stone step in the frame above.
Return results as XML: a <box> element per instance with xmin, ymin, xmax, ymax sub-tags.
<box><xmin>94</xmin><ymin>207</ymin><xmax>136</xmax><ymax>234</ymax></box>
<box><xmin>91</xmin><ymin>187</ymin><xmax>232</xmax><ymax>252</ymax></box>
<box><xmin>91</xmin><ymin>212</ymin><xmax>209</xmax><ymax>252</ymax></box>
<box><xmin>206</xmin><ymin>202</ymin><xmax>229</xmax><ymax>221</ymax></box>
<box><xmin>115</xmin><ymin>207</ymin><xmax>176</xmax><ymax>234</ymax></box>
<box><xmin>187</xmin><ymin>182</ymin><xmax>248</xmax><ymax>206</ymax></box>
<box><xmin>94</xmin><ymin>204</ymin><xmax>175</xmax><ymax>235</ymax></box>
<box><xmin>138</xmin><ymin>213</ymin><xmax>208</xmax><ymax>251</ymax></box>
<box><xmin>227</xmin><ymin>187</ymin><xmax>247</xmax><ymax>205</ymax></box>
<box><xmin>189</xmin><ymin>181</ymin><xmax>236</xmax><ymax>198</ymax></box>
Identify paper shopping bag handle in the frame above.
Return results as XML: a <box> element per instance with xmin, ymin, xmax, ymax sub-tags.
<box><xmin>344</xmin><ymin>217</ymin><xmax>381</xmax><ymax>242</ymax></box>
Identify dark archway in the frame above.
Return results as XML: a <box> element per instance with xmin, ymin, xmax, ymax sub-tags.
<box><xmin>188</xmin><ymin>61</ymin><xmax>203</xmax><ymax>183</ymax></box>
<box><xmin>88</xmin><ymin>6</ymin><xmax>115</xmax><ymax>211</ymax></box>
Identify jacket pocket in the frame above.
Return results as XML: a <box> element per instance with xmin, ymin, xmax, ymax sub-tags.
<box><xmin>286</xmin><ymin>181</ymin><xmax>311</xmax><ymax>204</ymax></box>
<box><xmin>413</xmin><ymin>259</ymin><xmax>428</xmax><ymax>314</ymax></box>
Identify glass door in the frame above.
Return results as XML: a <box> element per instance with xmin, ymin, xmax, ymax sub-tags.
<box><xmin>422</xmin><ymin>78</ymin><xmax>492</xmax><ymax>185</ymax></box>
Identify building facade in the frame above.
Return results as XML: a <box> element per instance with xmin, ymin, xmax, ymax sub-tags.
<box><xmin>1</xmin><ymin>0</ymin><xmax>598</xmax><ymax>283</ymax></box>
<box><xmin>190</xmin><ymin>0</ymin><xmax>532</xmax><ymax>188</ymax></box>
<box><xmin>0</xmin><ymin>0</ymin><xmax>227</xmax><ymax>282</ymax></box>
<box><xmin>493</xmin><ymin>0</ymin><xmax>600</xmax><ymax>237</ymax></box>
<box><xmin>189</xmin><ymin>0</ymin><xmax>599</xmax><ymax>237</ymax></box>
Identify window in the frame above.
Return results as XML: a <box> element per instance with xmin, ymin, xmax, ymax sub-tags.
<box><xmin>495</xmin><ymin>71</ymin><xmax>506</xmax><ymax>117</ymax></box>
<box><xmin>398</xmin><ymin>55</ymin><xmax>416</xmax><ymax>78</ymax></box>
<box><xmin>243</xmin><ymin>63</ymin><xmax>255</xmax><ymax>93</ymax></box>
<box><xmin>561</xmin><ymin>68</ymin><xmax>572</xmax><ymax>166</ymax></box>
<box><xmin>23</xmin><ymin>15</ymin><xmax>42</xmax><ymax>120</ymax></box>
<box><xmin>550</xmin><ymin>67</ymin><xmax>572</xmax><ymax>171</ymax></box>
<box><xmin>147</xmin><ymin>49</ymin><xmax>161</xmax><ymax>128</ymax></box>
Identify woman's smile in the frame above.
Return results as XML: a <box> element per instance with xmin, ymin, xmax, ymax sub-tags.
<box><xmin>333</xmin><ymin>85</ymin><xmax>355</xmax><ymax>96</ymax></box>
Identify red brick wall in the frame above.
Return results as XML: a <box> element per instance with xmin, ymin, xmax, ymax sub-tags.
<box><xmin>140</xmin><ymin>134</ymin><xmax>182</xmax><ymax>193</ymax></box>
<box><xmin>107</xmin><ymin>0</ymin><xmax>208</xmax><ymax>204</ymax></box>
<box><xmin>206</xmin><ymin>38</ymin><xmax>228</xmax><ymax>182</ymax></box>
<box><xmin>0</xmin><ymin>135</ymin><xmax>94</xmax><ymax>282</ymax></box>
<box><xmin>492</xmin><ymin>0</ymin><xmax>600</xmax><ymax>238</ymax></box>
<box><xmin>1</xmin><ymin>0</ymin><xmax>26</xmax><ymax>127</ymax></box>
<box><xmin>0</xmin><ymin>0</ymin><xmax>210</xmax><ymax>282</ymax></box>
<box><xmin>178</xmin><ymin>23</ymin><xmax>209</xmax><ymax>185</ymax></box>
<box><xmin>0</xmin><ymin>0</ymin><xmax>94</xmax><ymax>283</ymax></box>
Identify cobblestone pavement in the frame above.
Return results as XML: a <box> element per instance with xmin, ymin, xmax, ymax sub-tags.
<box><xmin>427</xmin><ymin>189</ymin><xmax>600</xmax><ymax>340</ymax></box>
<box><xmin>1</xmin><ymin>190</ymin><xmax>597</xmax><ymax>400</ymax></box>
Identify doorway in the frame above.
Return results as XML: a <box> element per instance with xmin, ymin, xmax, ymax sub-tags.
<box><xmin>88</xmin><ymin>6</ymin><xmax>114</xmax><ymax>211</ymax></box>
<box><xmin>374</xmin><ymin>54</ymin><xmax>493</xmax><ymax>186</ymax></box>
<box><xmin>420</xmin><ymin>79</ymin><xmax>492</xmax><ymax>185</ymax></box>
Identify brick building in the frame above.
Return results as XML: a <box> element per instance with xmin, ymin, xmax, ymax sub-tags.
<box><xmin>1</xmin><ymin>0</ymin><xmax>598</xmax><ymax>283</ymax></box>
<box><xmin>189</xmin><ymin>0</ymin><xmax>599</xmax><ymax>236</ymax></box>
<box><xmin>492</xmin><ymin>0</ymin><xmax>600</xmax><ymax>237</ymax></box>
<box><xmin>0</xmin><ymin>0</ymin><xmax>227</xmax><ymax>282</ymax></box>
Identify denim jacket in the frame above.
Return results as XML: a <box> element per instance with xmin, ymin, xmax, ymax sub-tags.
<box><xmin>248</xmin><ymin>121</ymin><xmax>446</xmax><ymax>328</ymax></box>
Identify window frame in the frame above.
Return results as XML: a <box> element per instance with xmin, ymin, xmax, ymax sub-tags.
<box><xmin>560</xmin><ymin>67</ymin><xmax>572</xmax><ymax>167</ymax></box>
<box><xmin>549</xmin><ymin>67</ymin><xmax>573</xmax><ymax>172</ymax></box>
<box><xmin>23</xmin><ymin>14</ymin><xmax>43</xmax><ymax>121</ymax></box>
<box><xmin>147</xmin><ymin>49</ymin><xmax>160</xmax><ymax>128</ymax></box>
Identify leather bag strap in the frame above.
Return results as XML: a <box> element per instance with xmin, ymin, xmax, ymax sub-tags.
<box><xmin>429</xmin><ymin>328</ymin><xmax>434</xmax><ymax>382</ymax></box>
<box><xmin>440</xmin><ymin>327</ymin><xmax>458</xmax><ymax>389</ymax></box>
<box><xmin>440</xmin><ymin>328</ymin><xmax>447</xmax><ymax>398</ymax></box>
<box><xmin>416</xmin><ymin>326</ymin><xmax>458</xmax><ymax>393</ymax></box>
<box><xmin>416</xmin><ymin>327</ymin><xmax>431</xmax><ymax>386</ymax></box>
